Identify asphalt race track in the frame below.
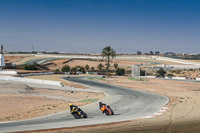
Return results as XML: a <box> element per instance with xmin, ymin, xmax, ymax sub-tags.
<box><xmin>0</xmin><ymin>77</ymin><xmax>169</xmax><ymax>132</ymax></box>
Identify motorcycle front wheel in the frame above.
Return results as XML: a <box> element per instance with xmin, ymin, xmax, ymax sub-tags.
<box><xmin>104</xmin><ymin>110</ymin><xmax>109</xmax><ymax>116</ymax></box>
<box><xmin>73</xmin><ymin>112</ymin><xmax>80</xmax><ymax>119</ymax></box>
<box><xmin>83</xmin><ymin>112</ymin><xmax>88</xmax><ymax>118</ymax></box>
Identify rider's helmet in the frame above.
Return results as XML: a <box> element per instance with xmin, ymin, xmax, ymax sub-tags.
<box><xmin>69</xmin><ymin>103</ymin><xmax>73</xmax><ymax>106</ymax></box>
<box><xmin>99</xmin><ymin>102</ymin><xmax>102</xmax><ymax>105</ymax></box>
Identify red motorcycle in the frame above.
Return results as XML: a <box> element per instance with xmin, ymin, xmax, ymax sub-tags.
<box><xmin>100</xmin><ymin>104</ymin><xmax>114</xmax><ymax>116</ymax></box>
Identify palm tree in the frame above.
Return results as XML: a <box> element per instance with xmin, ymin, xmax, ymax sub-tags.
<box><xmin>102</xmin><ymin>46</ymin><xmax>116</xmax><ymax>77</ymax></box>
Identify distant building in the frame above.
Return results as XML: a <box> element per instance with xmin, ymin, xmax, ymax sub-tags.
<box><xmin>188</xmin><ymin>53</ymin><xmax>197</xmax><ymax>55</ymax></box>
<box><xmin>155</xmin><ymin>51</ymin><xmax>160</xmax><ymax>55</ymax></box>
<box><xmin>164</xmin><ymin>52</ymin><xmax>176</xmax><ymax>56</ymax></box>
<box><xmin>137</xmin><ymin>51</ymin><xmax>142</xmax><ymax>55</ymax></box>
<box><xmin>149</xmin><ymin>51</ymin><xmax>154</xmax><ymax>55</ymax></box>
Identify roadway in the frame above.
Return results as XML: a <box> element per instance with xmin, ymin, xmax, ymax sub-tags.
<box><xmin>0</xmin><ymin>77</ymin><xmax>169</xmax><ymax>132</ymax></box>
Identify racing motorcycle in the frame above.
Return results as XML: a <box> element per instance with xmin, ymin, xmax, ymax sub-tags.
<box><xmin>100</xmin><ymin>104</ymin><xmax>114</xmax><ymax>116</ymax></box>
<box><xmin>71</xmin><ymin>108</ymin><xmax>87</xmax><ymax>119</ymax></box>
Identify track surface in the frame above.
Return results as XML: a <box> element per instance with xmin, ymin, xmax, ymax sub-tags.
<box><xmin>0</xmin><ymin>77</ymin><xmax>169</xmax><ymax>132</ymax></box>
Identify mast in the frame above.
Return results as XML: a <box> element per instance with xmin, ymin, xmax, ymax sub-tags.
<box><xmin>0</xmin><ymin>45</ymin><xmax>3</xmax><ymax>54</ymax></box>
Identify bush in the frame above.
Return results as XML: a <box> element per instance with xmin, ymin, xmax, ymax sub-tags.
<box><xmin>62</xmin><ymin>65</ymin><xmax>70</xmax><ymax>72</ymax></box>
<box><xmin>54</xmin><ymin>69</ymin><xmax>60</xmax><ymax>73</ymax></box>
<box><xmin>79</xmin><ymin>66</ymin><xmax>86</xmax><ymax>73</ymax></box>
<box><xmin>85</xmin><ymin>64</ymin><xmax>90</xmax><ymax>71</ymax></box>
<box><xmin>175</xmin><ymin>70</ymin><xmax>181</xmax><ymax>74</ymax></box>
<box><xmin>71</xmin><ymin>66</ymin><xmax>86</xmax><ymax>74</ymax></box>
<box><xmin>156</xmin><ymin>68</ymin><xmax>166</xmax><ymax>77</ymax></box>
<box><xmin>71</xmin><ymin>67</ymin><xmax>77</xmax><ymax>74</ymax></box>
<box><xmin>140</xmin><ymin>70</ymin><xmax>145</xmax><ymax>76</ymax></box>
<box><xmin>114</xmin><ymin>63</ymin><xmax>118</xmax><ymax>69</ymax></box>
<box><xmin>167</xmin><ymin>74</ymin><xmax>175</xmax><ymax>77</ymax></box>
<box><xmin>90</xmin><ymin>67</ymin><xmax>95</xmax><ymax>72</ymax></box>
<box><xmin>126</xmin><ymin>70</ymin><xmax>132</xmax><ymax>75</ymax></box>
<box><xmin>97</xmin><ymin>63</ymin><xmax>104</xmax><ymax>71</ymax></box>
<box><xmin>116</xmin><ymin>68</ymin><xmax>125</xmax><ymax>76</ymax></box>
<box><xmin>24</xmin><ymin>64</ymin><xmax>38</xmax><ymax>70</ymax></box>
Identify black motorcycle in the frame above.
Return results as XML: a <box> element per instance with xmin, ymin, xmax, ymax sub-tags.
<box><xmin>71</xmin><ymin>108</ymin><xmax>87</xmax><ymax>119</ymax></box>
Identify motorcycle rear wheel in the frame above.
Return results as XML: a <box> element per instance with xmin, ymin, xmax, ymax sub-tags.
<box><xmin>109</xmin><ymin>108</ymin><xmax>114</xmax><ymax>115</ymax></box>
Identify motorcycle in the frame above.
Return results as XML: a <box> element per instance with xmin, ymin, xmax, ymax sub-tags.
<box><xmin>71</xmin><ymin>108</ymin><xmax>87</xmax><ymax>119</ymax></box>
<box><xmin>100</xmin><ymin>104</ymin><xmax>114</xmax><ymax>116</ymax></box>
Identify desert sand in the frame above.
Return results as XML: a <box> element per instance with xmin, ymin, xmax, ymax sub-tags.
<box><xmin>0</xmin><ymin>78</ymin><xmax>104</xmax><ymax>122</ymax></box>
<box><xmin>24</xmin><ymin>76</ymin><xmax>200</xmax><ymax>133</ymax></box>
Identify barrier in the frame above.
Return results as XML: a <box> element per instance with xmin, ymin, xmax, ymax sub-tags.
<box><xmin>20</xmin><ymin>72</ymin><xmax>54</xmax><ymax>77</ymax></box>
<box><xmin>86</xmin><ymin>72</ymin><xmax>98</xmax><ymax>75</ymax></box>
<box><xmin>153</xmin><ymin>56</ymin><xmax>200</xmax><ymax>66</ymax></box>
<box><xmin>0</xmin><ymin>71</ymin><xmax>17</xmax><ymax>75</ymax></box>
<box><xmin>0</xmin><ymin>76</ymin><xmax>61</xmax><ymax>86</ymax></box>
<box><xmin>196</xmin><ymin>78</ymin><xmax>200</xmax><ymax>81</ymax></box>
<box><xmin>140</xmin><ymin>76</ymin><xmax>156</xmax><ymax>78</ymax></box>
<box><xmin>172</xmin><ymin>77</ymin><xmax>186</xmax><ymax>80</ymax></box>
<box><xmin>157</xmin><ymin>65</ymin><xmax>200</xmax><ymax>69</ymax></box>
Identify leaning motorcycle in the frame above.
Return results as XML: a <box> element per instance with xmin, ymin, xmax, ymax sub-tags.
<box><xmin>100</xmin><ymin>105</ymin><xmax>114</xmax><ymax>116</ymax></box>
<box><xmin>71</xmin><ymin>108</ymin><xmax>87</xmax><ymax>119</ymax></box>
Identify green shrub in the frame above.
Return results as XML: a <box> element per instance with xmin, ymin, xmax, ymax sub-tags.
<box><xmin>62</xmin><ymin>65</ymin><xmax>70</xmax><ymax>72</ymax></box>
<box><xmin>175</xmin><ymin>70</ymin><xmax>181</xmax><ymax>74</ymax></box>
<box><xmin>116</xmin><ymin>68</ymin><xmax>125</xmax><ymax>76</ymax></box>
<box><xmin>97</xmin><ymin>63</ymin><xmax>104</xmax><ymax>71</ymax></box>
<box><xmin>140</xmin><ymin>69</ymin><xmax>145</xmax><ymax>76</ymax></box>
<box><xmin>156</xmin><ymin>68</ymin><xmax>166</xmax><ymax>77</ymax></box>
<box><xmin>167</xmin><ymin>74</ymin><xmax>175</xmax><ymax>77</ymax></box>
<box><xmin>54</xmin><ymin>69</ymin><xmax>60</xmax><ymax>73</ymax></box>
<box><xmin>90</xmin><ymin>67</ymin><xmax>95</xmax><ymax>72</ymax></box>
<box><xmin>85</xmin><ymin>64</ymin><xmax>90</xmax><ymax>71</ymax></box>
<box><xmin>24</xmin><ymin>64</ymin><xmax>38</xmax><ymax>70</ymax></box>
<box><xmin>71</xmin><ymin>66</ymin><xmax>86</xmax><ymax>73</ymax></box>
<box><xmin>114</xmin><ymin>63</ymin><xmax>118</xmax><ymax>69</ymax></box>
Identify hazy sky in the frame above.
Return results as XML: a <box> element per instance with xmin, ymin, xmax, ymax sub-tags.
<box><xmin>0</xmin><ymin>0</ymin><xmax>200</xmax><ymax>54</ymax></box>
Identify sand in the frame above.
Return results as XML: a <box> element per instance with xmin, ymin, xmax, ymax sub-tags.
<box><xmin>0</xmin><ymin>79</ymin><xmax>105</xmax><ymax>122</ymax></box>
<box><xmin>28</xmin><ymin>76</ymin><xmax>200</xmax><ymax>133</ymax></box>
<box><xmin>4</xmin><ymin>56</ymin><xmax>25</xmax><ymax>63</ymax></box>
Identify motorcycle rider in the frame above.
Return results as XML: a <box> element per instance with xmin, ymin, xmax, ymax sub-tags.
<box><xmin>99</xmin><ymin>101</ymin><xmax>114</xmax><ymax>114</ymax></box>
<box><xmin>99</xmin><ymin>102</ymin><xmax>106</xmax><ymax>110</ymax></box>
<box><xmin>99</xmin><ymin>101</ymin><xmax>111</xmax><ymax>110</ymax></box>
<box><xmin>69</xmin><ymin>103</ymin><xmax>87</xmax><ymax>119</ymax></box>
<box><xmin>69</xmin><ymin>103</ymin><xmax>82</xmax><ymax>113</ymax></box>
